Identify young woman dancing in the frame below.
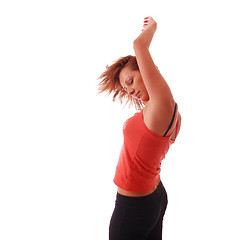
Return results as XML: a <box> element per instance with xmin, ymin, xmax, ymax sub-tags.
<box><xmin>98</xmin><ymin>16</ymin><xmax>181</xmax><ymax>240</ymax></box>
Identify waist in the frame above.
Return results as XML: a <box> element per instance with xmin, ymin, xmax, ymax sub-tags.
<box><xmin>117</xmin><ymin>177</ymin><xmax>161</xmax><ymax>197</ymax></box>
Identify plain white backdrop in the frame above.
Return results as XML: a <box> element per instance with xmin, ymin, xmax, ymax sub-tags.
<box><xmin>0</xmin><ymin>0</ymin><xmax>240</xmax><ymax>239</ymax></box>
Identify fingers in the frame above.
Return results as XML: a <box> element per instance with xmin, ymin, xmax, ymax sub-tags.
<box><xmin>143</xmin><ymin>17</ymin><xmax>153</xmax><ymax>25</ymax></box>
<box><xmin>142</xmin><ymin>18</ymin><xmax>150</xmax><ymax>30</ymax></box>
<box><xmin>144</xmin><ymin>16</ymin><xmax>152</xmax><ymax>21</ymax></box>
<box><xmin>141</xmin><ymin>16</ymin><xmax>155</xmax><ymax>31</ymax></box>
<box><xmin>144</xmin><ymin>17</ymin><xmax>149</xmax><ymax>24</ymax></box>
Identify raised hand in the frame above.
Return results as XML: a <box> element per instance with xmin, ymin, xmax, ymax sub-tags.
<box><xmin>142</xmin><ymin>16</ymin><xmax>157</xmax><ymax>32</ymax></box>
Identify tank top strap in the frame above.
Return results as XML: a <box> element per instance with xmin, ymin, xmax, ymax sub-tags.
<box><xmin>168</xmin><ymin>110</ymin><xmax>181</xmax><ymax>138</ymax></box>
<box><xmin>163</xmin><ymin>103</ymin><xmax>178</xmax><ymax>137</ymax></box>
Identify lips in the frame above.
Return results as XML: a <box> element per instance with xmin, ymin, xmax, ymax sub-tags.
<box><xmin>135</xmin><ymin>91</ymin><xmax>141</xmax><ymax>99</ymax></box>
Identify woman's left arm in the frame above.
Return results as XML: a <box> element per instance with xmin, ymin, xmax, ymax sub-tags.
<box><xmin>133</xmin><ymin>17</ymin><xmax>174</xmax><ymax>107</ymax></box>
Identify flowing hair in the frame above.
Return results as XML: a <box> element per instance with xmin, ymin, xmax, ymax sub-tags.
<box><xmin>97</xmin><ymin>55</ymin><xmax>145</xmax><ymax>111</ymax></box>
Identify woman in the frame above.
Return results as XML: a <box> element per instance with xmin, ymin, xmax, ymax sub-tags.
<box><xmin>98</xmin><ymin>17</ymin><xmax>181</xmax><ymax>240</ymax></box>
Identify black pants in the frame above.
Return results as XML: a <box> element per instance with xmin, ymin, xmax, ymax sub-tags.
<box><xmin>109</xmin><ymin>181</ymin><xmax>168</xmax><ymax>240</ymax></box>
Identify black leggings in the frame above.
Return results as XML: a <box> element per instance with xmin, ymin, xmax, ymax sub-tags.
<box><xmin>109</xmin><ymin>181</ymin><xmax>168</xmax><ymax>240</ymax></box>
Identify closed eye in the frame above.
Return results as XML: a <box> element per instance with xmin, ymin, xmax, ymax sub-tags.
<box><xmin>127</xmin><ymin>78</ymin><xmax>133</xmax><ymax>85</ymax></box>
<box><xmin>123</xmin><ymin>77</ymin><xmax>134</xmax><ymax>92</ymax></box>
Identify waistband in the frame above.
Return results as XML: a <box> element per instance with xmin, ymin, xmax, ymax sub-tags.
<box><xmin>116</xmin><ymin>181</ymin><xmax>166</xmax><ymax>204</ymax></box>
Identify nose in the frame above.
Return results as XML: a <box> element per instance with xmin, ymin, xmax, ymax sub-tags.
<box><xmin>123</xmin><ymin>86</ymin><xmax>135</xmax><ymax>96</ymax></box>
<box><xmin>129</xmin><ymin>89</ymin><xmax>135</xmax><ymax>96</ymax></box>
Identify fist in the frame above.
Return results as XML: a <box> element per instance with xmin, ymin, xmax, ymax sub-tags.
<box><xmin>142</xmin><ymin>16</ymin><xmax>157</xmax><ymax>32</ymax></box>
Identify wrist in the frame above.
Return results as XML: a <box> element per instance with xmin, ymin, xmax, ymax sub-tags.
<box><xmin>134</xmin><ymin>28</ymin><xmax>155</xmax><ymax>49</ymax></box>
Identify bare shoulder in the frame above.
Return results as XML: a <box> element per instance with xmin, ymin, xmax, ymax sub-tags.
<box><xmin>143</xmin><ymin>100</ymin><xmax>178</xmax><ymax>137</ymax></box>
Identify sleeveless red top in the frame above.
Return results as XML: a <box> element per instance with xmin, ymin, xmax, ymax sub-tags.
<box><xmin>113</xmin><ymin>105</ymin><xmax>181</xmax><ymax>192</ymax></box>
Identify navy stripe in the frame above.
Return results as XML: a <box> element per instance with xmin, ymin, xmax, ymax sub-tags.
<box><xmin>163</xmin><ymin>103</ymin><xmax>177</xmax><ymax>137</ymax></box>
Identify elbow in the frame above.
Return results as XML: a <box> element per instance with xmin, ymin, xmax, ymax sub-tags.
<box><xmin>133</xmin><ymin>38</ymin><xmax>140</xmax><ymax>46</ymax></box>
<box><xmin>133</xmin><ymin>38</ymin><xmax>145</xmax><ymax>50</ymax></box>
<box><xmin>133</xmin><ymin>38</ymin><xmax>140</xmax><ymax>50</ymax></box>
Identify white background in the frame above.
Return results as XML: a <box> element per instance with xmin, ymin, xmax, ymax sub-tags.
<box><xmin>1</xmin><ymin>0</ymin><xmax>240</xmax><ymax>239</ymax></box>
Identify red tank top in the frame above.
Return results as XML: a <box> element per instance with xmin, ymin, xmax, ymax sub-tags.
<box><xmin>113</xmin><ymin>106</ymin><xmax>181</xmax><ymax>192</ymax></box>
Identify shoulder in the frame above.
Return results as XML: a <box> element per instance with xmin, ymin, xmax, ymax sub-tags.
<box><xmin>143</xmin><ymin>99</ymin><xmax>177</xmax><ymax>137</ymax></box>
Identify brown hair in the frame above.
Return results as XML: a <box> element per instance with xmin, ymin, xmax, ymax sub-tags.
<box><xmin>97</xmin><ymin>55</ymin><xmax>145</xmax><ymax>110</ymax></box>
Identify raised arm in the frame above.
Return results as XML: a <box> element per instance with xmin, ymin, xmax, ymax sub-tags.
<box><xmin>134</xmin><ymin>17</ymin><xmax>177</xmax><ymax>137</ymax></box>
<box><xmin>133</xmin><ymin>17</ymin><xmax>174</xmax><ymax>107</ymax></box>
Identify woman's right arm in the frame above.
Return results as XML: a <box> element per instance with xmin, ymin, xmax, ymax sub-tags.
<box><xmin>133</xmin><ymin>17</ymin><xmax>174</xmax><ymax>107</ymax></box>
<box><xmin>134</xmin><ymin>17</ymin><xmax>177</xmax><ymax>137</ymax></box>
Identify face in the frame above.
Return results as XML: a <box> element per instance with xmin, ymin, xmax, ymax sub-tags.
<box><xmin>119</xmin><ymin>66</ymin><xmax>149</xmax><ymax>102</ymax></box>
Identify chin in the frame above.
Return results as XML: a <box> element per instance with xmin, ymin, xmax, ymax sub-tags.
<box><xmin>141</xmin><ymin>95</ymin><xmax>150</xmax><ymax>102</ymax></box>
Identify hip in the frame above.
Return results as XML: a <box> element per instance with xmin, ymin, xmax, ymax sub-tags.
<box><xmin>117</xmin><ymin>177</ymin><xmax>161</xmax><ymax>197</ymax></box>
